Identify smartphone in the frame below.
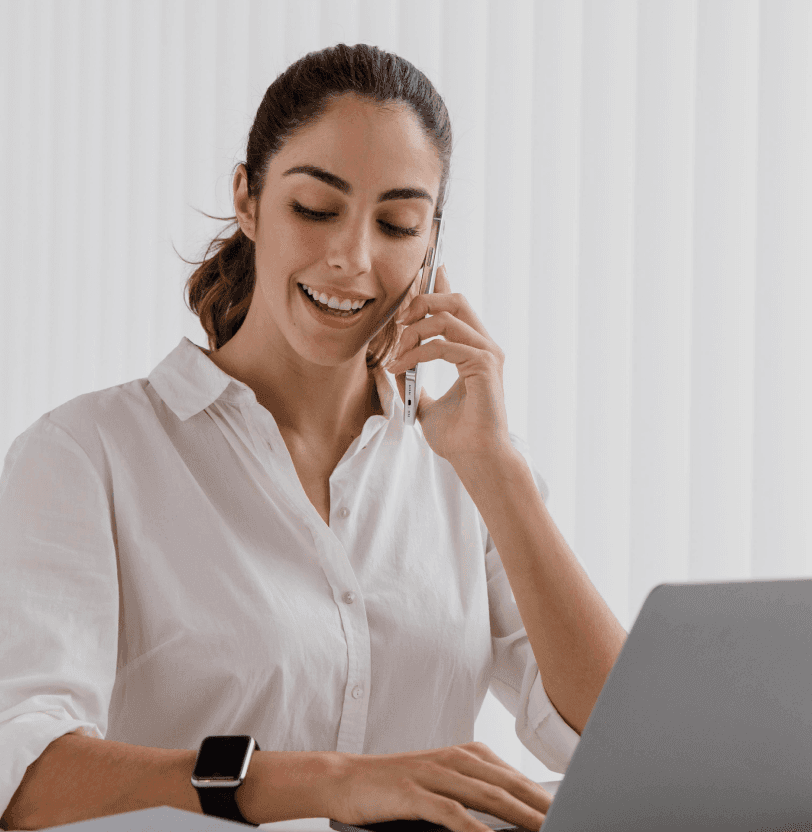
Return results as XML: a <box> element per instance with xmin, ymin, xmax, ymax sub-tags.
<box><xmin>403</xmin><ymin>212</ymin><xmax>446</xmax><ymax>426</ymax></box>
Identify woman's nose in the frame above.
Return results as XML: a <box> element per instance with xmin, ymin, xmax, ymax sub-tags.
<box><xmin>326</xmin><ymin>218</ymin><xmax>373</xmax><ymax>274</ymax></box>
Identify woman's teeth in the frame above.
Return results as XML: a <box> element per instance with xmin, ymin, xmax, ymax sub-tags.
<box><xmin>300</xmin><ymin>283</ymin><xmax>371</xmax><ymax>313</ymax></box>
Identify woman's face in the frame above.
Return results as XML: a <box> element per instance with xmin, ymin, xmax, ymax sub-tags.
<box><xmin>236</xmin><ymin>93</ymin><xmax>443</xmax><ymax>369</ymax></box>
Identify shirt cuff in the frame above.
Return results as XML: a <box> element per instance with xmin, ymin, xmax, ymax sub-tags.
<box><xmin>517</xmin><ymin>671</ymin><xmax>581</xmax><ymax>774</ymax></box>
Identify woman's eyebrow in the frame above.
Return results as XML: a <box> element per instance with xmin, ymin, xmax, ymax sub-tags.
<box><xmin>282</xmin><ymin>164</ymin><xmax>433</xmax><ymax>205</ymax></box>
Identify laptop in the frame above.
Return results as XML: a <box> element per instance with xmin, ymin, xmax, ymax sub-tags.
<box><xmin>331</xmin><ymin>578</ymin><xmax>812</xmax><ymax>832</ymax></box>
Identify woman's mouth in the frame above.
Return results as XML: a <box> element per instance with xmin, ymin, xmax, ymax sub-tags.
<box><xmin>297</xmin><ymin>282</ymin><xmax>375</xmax><ymax>327</ymax></box>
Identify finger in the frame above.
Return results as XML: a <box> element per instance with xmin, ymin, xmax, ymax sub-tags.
<box><xmin>464</xmin><ymin>742</ymin><xmax>553</xmax><ymax>807</ymax></box>
<box><xmin>397</xmin><ymin>263</ymin><xmax>449</xmax><ymax>319</ymax></box>
<box><xmin>434</xmin><ymin>263</ymin><xmax>451</xmax><ymax>294</ymax></box>
<box><xmin>395</xmin><ymin>309</ymin><xmax>493</xmax><ymax>360</ymax></box>
<box><xmin>387</xmin><ymin>334</ymin><xmax>496</xmax><ymax>379</ymax></box>
<box><xmin>392</xmin><ymin>267</ymin><xmax>428</xmax><ymax>327</ymax></box>
<box><xmin>455</xmin><ymin>751</ymin><xmax>553</xmax><ymax>816</ymax></box>
<box><xmin>401</xmin><ymin>290</ymin><xmax>491</xmax><ymax>345</ymax></box>
<box><xmin>418</xmin><ymin>791</ymin><xmax>499</xmax><ymax>832</ymax></box>
<box><xmin>427</xmin><ymin>766</ymin><xmax>548</xmax><ymax>831</ymax></box>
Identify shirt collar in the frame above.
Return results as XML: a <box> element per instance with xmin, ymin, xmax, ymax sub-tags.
<box><xmin>148</xmin><ymin>336</ymin><xmax>399</xmax><ymax>423</ymax></box>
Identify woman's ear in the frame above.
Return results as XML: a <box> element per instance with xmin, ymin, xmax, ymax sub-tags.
<box><xmin>233</xmin><ymin>165</ymin><xmax>257</xmax><ymax>242</ymax></box>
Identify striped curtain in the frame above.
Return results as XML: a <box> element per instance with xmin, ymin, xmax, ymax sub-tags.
<box><xmin>2</xmin><ymin>0</ymin><xmax>811</xmax><ymax>784</ymax></box>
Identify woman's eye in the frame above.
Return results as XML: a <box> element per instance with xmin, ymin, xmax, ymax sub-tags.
<box><xmin>289</xmin><ymin>200</ymin><xmax>420</xmax><ymax>239</ymax></box>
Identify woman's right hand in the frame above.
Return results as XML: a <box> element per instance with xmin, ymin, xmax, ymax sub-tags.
<box><xmin>328</xmin><ymin>741</ymin><xmax>553</xmax><ymax>832</ymax></box>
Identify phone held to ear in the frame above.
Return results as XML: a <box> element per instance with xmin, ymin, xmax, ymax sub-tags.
<box><xmin>403</xmin><ymin>212</ymin><xmax>446</xmax><ymax>426</ymax></box>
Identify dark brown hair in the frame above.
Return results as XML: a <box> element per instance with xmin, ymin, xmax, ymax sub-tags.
<box><xmin>180</xmin><ymin>43</ymin><xmax>453</xmax><ymax>370</ymax></box>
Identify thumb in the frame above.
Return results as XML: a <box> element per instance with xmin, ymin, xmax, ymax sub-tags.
<box><xmin>415</xmin><ymin>388</ymin><xmax>435</xmax><ymax>421</ymax></box>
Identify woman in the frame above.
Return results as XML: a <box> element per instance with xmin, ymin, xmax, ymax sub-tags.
<box><xmin>0</xmin><ymin>44</ymin><xmax>625</xmax><ymax>831</ymax></box>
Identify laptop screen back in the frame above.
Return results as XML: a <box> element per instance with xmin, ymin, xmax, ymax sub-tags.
<box><xmin>542</xmin><ymin>578</ymin><xmax>812</xmax><ymax>832</ymax></box>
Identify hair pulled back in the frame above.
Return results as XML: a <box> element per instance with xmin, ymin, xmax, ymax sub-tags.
<box><xmin>180</xmin><ymin>43</ymin><xmax>453</xmax><ymax>370</ymax></box>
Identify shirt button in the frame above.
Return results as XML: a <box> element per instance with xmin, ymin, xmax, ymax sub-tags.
<box><xmin>352</xmin><ymin>686</ymin><xmax>363</xmax><ymax>699</ymax></box>
<box><xmin>338</xmin><ymin>507</ymin><xmax>350</xmax><ymax>519</ymax></box>
<box><xmin>343</xmin><ymin>592</ymin><xmax>356</xmax><ymax>604</ymax></box>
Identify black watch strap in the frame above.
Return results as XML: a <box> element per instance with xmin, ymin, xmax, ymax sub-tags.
<box><xmin>196</xmin><ymin>782</ymin><xmax>258</xmax><ymax>827</ymax></box>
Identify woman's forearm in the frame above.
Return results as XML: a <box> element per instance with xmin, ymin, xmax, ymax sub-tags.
<box><xmin>454</xmin><ymin>449</ymin><xmax>627</xmax><ymax>735</ymax></box>
<box><xmin>2</xmin><ymin>730</ymin><xmax>342</xmax><ymax>829</ymax></box>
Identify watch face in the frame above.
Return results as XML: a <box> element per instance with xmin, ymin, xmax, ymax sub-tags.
<box><xmin>193</xmin><ymin>735</ymin><xmax>254</xmax><ymax>780</ymax></box>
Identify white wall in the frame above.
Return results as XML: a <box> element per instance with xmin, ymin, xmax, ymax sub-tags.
<box><xmin>2</xmin><ymin>0</ymin><xmax>811</xmax><ymax>784</ymax></box>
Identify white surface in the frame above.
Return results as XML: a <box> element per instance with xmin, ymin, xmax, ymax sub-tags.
<box><xmin>257</xmin><ymin>781</ymin><xmax>562</xmax><ymax>831</ymax></box>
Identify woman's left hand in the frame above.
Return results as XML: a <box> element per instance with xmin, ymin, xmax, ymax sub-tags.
<box><xmin>385</xmin><ymin>264</ymin><xmax>513</xmax><ymax>467</ymax></box>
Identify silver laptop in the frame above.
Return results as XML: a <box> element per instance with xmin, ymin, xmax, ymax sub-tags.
<box><xmin>542</xmin><ymin>577</ymin><xmax>812</xmax><ymax>831</ymax></box>
<box><xmin>333</xmin><ymin>578</ymin><xmax>812</xmax><ymax>832</ymax></box>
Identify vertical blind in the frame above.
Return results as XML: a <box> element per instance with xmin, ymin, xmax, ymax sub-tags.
<box><xmin>2</xmin><ymin>0</ymin><xmax>811</xmax><ymax>784</ymax></box>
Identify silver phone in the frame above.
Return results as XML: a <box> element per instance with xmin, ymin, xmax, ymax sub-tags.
<box><xmin>404</xmin><ymin>212</ymin><xmax>446</xmax><ymax>426</ymax></box>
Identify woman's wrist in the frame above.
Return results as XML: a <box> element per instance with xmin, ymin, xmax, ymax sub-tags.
<box><xmin>236</xmin><ymin>749</ymin><xmax>347</xmax><ymax>824</ymax></box>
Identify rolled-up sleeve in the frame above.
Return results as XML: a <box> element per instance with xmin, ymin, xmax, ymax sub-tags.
<box><xmin>0</xmin><ymin>417</ymin><xmax>118</xmax><ymax>819</ymax></box>
<box><xmin>485</xmin><ymin>433</ymin><xmax>582</xmax><ymax>774</ymax></box>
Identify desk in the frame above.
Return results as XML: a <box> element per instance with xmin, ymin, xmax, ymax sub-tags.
<box><xmin>257</xmin><ymin>780</ymin><xmax>562</xmax><ymax>832</ymax></box>
<box><xmin>39</xmin><ymin>780</ymin><xmax>563</xmax><ymax>830</ymax></box>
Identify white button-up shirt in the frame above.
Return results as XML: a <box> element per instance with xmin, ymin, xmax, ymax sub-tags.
<box><xmin>0</xmin><ymin>336</ymin><xmax>581</xmax><ymax>818</ymax></box>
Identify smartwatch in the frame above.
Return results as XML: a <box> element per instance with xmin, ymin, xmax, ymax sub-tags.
<box><xmin>191</xmin><ymin>735</ymin><xmax>260</xmax><ymax>827</ymax></box>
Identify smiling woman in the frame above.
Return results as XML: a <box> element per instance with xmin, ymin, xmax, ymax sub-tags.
<box><xmin>180</xmin><ymin>44</ymin><xmax>453</xmax><ymax>373</ymax></box>
<box><xmin>175</xmin><ymin>43</ymin><xmax>458</xmax><ymax>474</ymax></box>
<box><xmin>0</xmin><ymin>42</ymin><xmax>597</xmax><ymax>832</ymax></box>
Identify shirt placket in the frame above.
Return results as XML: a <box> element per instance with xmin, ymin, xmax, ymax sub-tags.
<box><xmin>318</xmin><ymin>455</ymin><xmax>372</xmax><ymax>755</ymax></box>
<box><xmin>242</xmin><ymin>398</ymin><xmax>373</xmax><ymax>755</ymax></box>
